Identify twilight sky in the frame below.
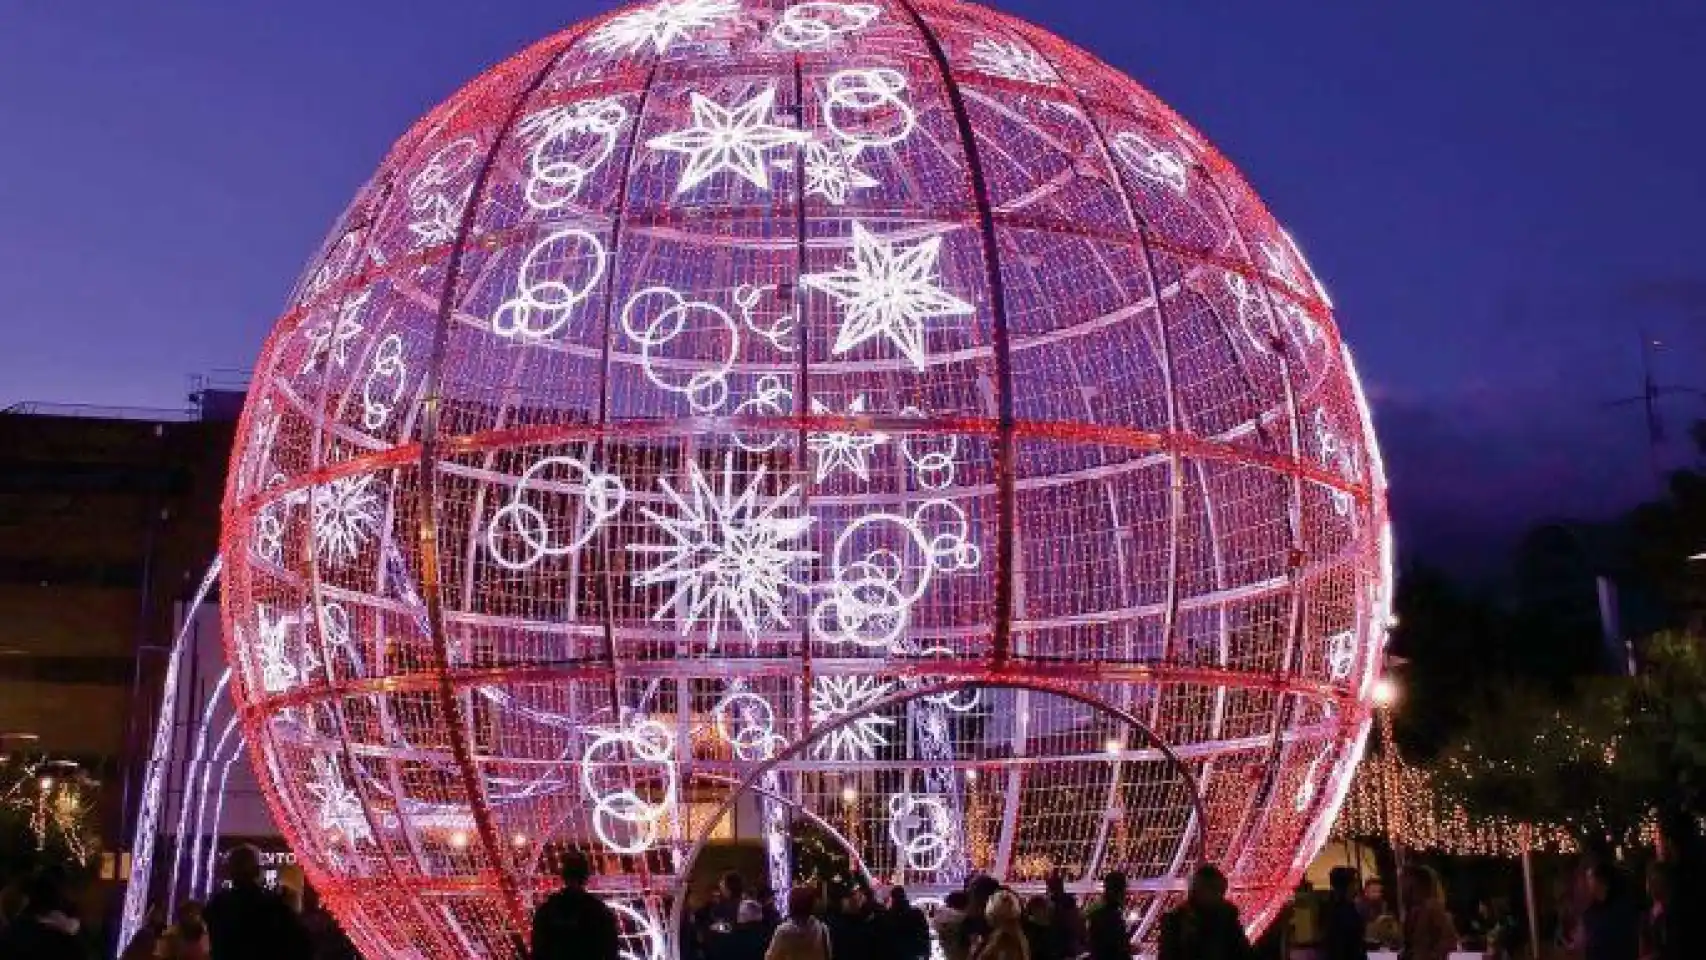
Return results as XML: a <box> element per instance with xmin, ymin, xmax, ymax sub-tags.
<box><xmin>2</xmin><ymin>2</ymin><xmax>1703</xmax><ymax>567</ymax></box>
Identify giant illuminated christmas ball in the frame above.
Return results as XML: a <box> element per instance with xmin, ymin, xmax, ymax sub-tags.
<box><xmin>221</xmin><ymin>0</ymin><xmax>1391</xmax><ymax>955</ymax></box>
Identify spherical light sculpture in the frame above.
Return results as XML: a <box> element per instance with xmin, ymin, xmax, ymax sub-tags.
<box><xmin>221</xmin><ymin>1</ymin><xmax>1391</xmax><ymax>955</ymax></box>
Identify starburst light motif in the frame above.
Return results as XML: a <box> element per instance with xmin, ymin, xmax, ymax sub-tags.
<box><xmin>305</xmin><ymin>755</ymin><xmax>372</xmax><ymax>844</ymax></box>
<box><xmin>630</xmin><ymin>454</ymin><xmax>817</xmax><ymax>647</ymax></box>
<box><xmin>1112</xmin><ymin>131</ymin><xmax>1190</xmax><ymax>196</ymax></box>
<box><xmin>253</xmin><ymin>606</ymin><xmax>303</xmax><ymax>694</ymax></box>
<box><xmin>587</xmin><ymin>0</ymin><xmax>740</xmax><ymax>57</ymax></box>
<box><xmin>406</xmin><ymin>193</ymin><xmax>466</xmax><ymax>248</ymax></box>
<box><xmin>801</xmin><ymin>222</ymin><xmax>975</xmax><ymax>370</ymax></box>
<box><xmin>647</xmin><ymin>87</ymin><xmax>808</xmax><ymax>194</ymax></box>
<box><xmin>803</xmin><ymin>140</ymin><xmax>878</xmax><ymax>205</ymax></box>
<box><xmin>809</xmin><ymin>675</ymin><xmax>896</xmax><ymax>760</ymax></box>
<box><xmin>969</xmin><ymin>38</ymin><xmax>1055</xmax><ymax>84</ymax></box>
<box><xmin>807</xmin><ymin>395</ymin><xmax>888</xmax><ymax>483</ymax></box>
<box><xmin>312</xmin><ymin>474</ymin><xmax>383</xmax><ymax>565</ymax></box>
<box><xmin>1313</xmin><ymin>410</ymin><xmax>1362</xmax><ymax>517</ymax></box>
<box><xmin>300</xmin><ymin>291</ymin><xmax>369</xmax><ymax>376</ymax></box>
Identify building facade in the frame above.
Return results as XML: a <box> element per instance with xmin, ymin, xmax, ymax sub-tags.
<box><xmin>0</xmin><ymin>397</ymin><xmax>238</xmax><ymax>842</ymax></box>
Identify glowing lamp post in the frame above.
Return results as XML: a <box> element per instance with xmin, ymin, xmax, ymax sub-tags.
<box><xmin>1371</xmin><ymin>677</ymin><xmax>1399</xmax><ymax>709</ymax></box>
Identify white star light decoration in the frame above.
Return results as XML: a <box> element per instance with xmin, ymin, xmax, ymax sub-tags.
<box><xmin>406</xmin><ymin>193</ymin><xmax>466</xmax><ymax>248</ymax></box>
<box><xmin>803</xmin><ymin>140</ymin><xmax>879</xmax><ymax>206</ymax></box>
<box><xmin>969</xmin><ymin>38</ymin><xmax>1055</xmax><ymax>85</ymax></box>
<box><xmin>300</xmin><ymin>291</ymin><xmax>368</xmax><ymax>376</ymax></box>
<box><xmin>312</xmin><ymin>474</ymin><xmax>382</xmax><ymax>565</ymax></box>
<box><xmin>1112</xmin><ymin>131</ymin><xmax>1190</xmax><ymax>196</ymax></box>
<box><xmin>253</xmin><ymin>607</ymin><xmax>303</xmax><ymax>695</ymax></box>
<box><xmin>810</xmin><ymin>675</ymin><xmax>896</xmax><ymax>761</ymax></box>
<box><xmin>807</xmin><ymin>395</ymin><xmax>888</xmax><ymax>483</ymax></box>
<box><xmin>587</xmin><ymin>0</ymin><xmax>739</xmax><ymax>56</ymax></box>
<box><xmin>648</xmin><ymin>87</ymin><xmax>807</xmax><ymax>194</ymax></box>
<box><xmin>629</xmin><ymin>454</ymin><xmax>817</xmax><ymax>647</ymax></box>
<box><xmin>802</xmin><ymin>222</ymin><xmax>975</xmax><ymax>370</ymax></box>
<box><xmin>305</xmin><ymin>755</ymin><xmax>372</xmax><ymax>845</ymax></box>
<box><xmin>1313</xmin><ymin>410</ymin><xmax>1362</xmax><ymax>517</ymax></box>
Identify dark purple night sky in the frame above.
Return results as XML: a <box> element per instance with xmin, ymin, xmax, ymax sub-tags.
<box><xmin>2</xmin><ymin>2</ymin><xmax>1702</xmax><ymax>565</ymax></box>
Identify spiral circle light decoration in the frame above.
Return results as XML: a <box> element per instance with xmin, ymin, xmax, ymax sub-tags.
<box><xmin>222</xmin><ymin>0</ymin><xmax>1392</xmax><ymax>955</ymax></box>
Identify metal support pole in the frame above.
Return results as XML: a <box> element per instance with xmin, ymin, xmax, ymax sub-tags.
<box><xmin>1521</xmin><ymin>825</ymin><xmax>1541</xmax><ymax>960</ymax></box>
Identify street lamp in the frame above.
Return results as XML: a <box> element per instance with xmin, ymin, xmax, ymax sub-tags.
<box><xmin>1370</xmin><ymin>672</ymin><xmax>1405</xmax><ymax>922</ymax></box>
<box><xmin>1371</xmin><ymin>677</ymin><xmax>1400</xmax><ymax>708</ymax></box>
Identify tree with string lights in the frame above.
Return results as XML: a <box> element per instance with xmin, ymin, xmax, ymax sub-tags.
<box><xmin>0</xmin><ymin>757</ymin><xmax>99</xmax><ymax>883</ymax></box>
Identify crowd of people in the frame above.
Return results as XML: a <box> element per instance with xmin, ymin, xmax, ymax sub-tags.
<box><xmin>532</xmin><ymin>854</ymin><xmax>1255</xmax><ymax>960</ymax></box>
<box><xmin>0</xmin><ymin>845</ymin><xmax>358</xmax><ymax>960</ymax></box>
<box><xmin>1288</xmin><ymin>858</ymin><xmax>1682</xmax><ymax>960</ymax></box>
<box><xmin>1</xmin><ymin>843</ymin><xmax>1687</xmax><ymax>959</ymax></box>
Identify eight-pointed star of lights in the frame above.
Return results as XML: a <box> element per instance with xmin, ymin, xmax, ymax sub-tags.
<box><xmin>806</xmin><ymin>395</ymin><xmax>888</xmax><ymax>483</ymax></box>
<box><xmin>407</xmin><ymin>192</ymin><xmax>466</xmax><ymax>248</ymax></box>
<box><xmin>647</xmin><ymin>87</ymin><xmax>808</xmax><ymax>194</ymax></box>
<box><xmin>305</xmin><ymin>755</ymin><xmax>372</xmax><ymax>844</ymax></box>
<box><xmin>803</xmin><ymin>140</ymin><xmax>879</xmax><ymax>206</ymax></box>
<box><xmin>587</xmin><ymin>0</ymin><xmax>740</xmax><ymax>56</ymax></box>
<box><xmin>300</xmin><ymin>291</ymin><xmax>369</xmax><ymax>375</ymax></box>
<box><xmin>810</xmin><ymin>675</ymin><xmax>896</xmax><ymax>761</ymax></box>
<box><xmin>311</xmin><ymin>474</ymin><xmax>382</xmax><ymax>565</ymax></box>
<box><xmin>254</xmin><ymin>607</ymin><xmax>303</xmax><ymax>695</ymax></box>
<box><xmin>629</xmin><ymin>454</ymin><xmax>818</xmax><ymax>648</ymax></box>
<box><xmin>968</xmin><ymin>38</ymin><xmax>1055</xmax><ymax>84</ymax></box>
<box><xmin>1112</xmin><ymin>131</ymin><xmax>1189</xmax><ymax>196</ymax></box>
<box><xmin>801</xmin><ymin>222</ymin><xmax>976</xmax><ymax>371</ymax></box>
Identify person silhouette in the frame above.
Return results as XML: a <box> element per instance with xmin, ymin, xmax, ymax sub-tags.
<box><xmin>530</xmin><ymin>850</ymin><xmax>619</xmax><ymax>960</ymax></box>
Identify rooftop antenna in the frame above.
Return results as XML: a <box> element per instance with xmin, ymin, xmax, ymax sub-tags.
<box><xmin>1605</xmin><ymin>331</ymin><xmax>1704</xmax><ymax>492</ymax></box>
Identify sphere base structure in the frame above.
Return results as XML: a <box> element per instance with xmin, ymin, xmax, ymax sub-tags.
<box><xmin>219</xmin><ymin>1</ymin><xmax>1392</xmax><ymax>955</ymax></box>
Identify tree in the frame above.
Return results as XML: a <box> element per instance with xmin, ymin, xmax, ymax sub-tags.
<box><xmin>1623</xmin><ymin>633</ymin><xmax>1706</xmax><ymax>828</ymax></box>
<box><xmin>0</xmin><ymin>758</ymin><xmax>99</xmax><ymax>888</ymax></box>
<box><xmin>1433</xmin><ymin>682</ymin><xmax>1648</xmax><ymax>855</ymax></box>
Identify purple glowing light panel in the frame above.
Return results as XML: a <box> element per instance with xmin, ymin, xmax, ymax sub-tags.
<box><xmin>221</xmin><ymin>0</ymin><xmax>1391</xmax><ymax>955</ymax></box>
